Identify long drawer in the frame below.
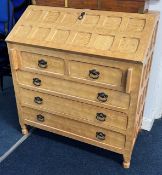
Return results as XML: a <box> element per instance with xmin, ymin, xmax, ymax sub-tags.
<box><xmin>22</xmin><ymin>107</ymin><xmax>126</xmax><ymax>149</ymax></box>
<box><xmin>19</xmin><ymin>88</ymin><xmax>128</xmax><ymax>131</ymax></box>
<box><xmin>17</xmin><ymin>71</ymin><xmax>130</xmax><ymax>110</ymax></box>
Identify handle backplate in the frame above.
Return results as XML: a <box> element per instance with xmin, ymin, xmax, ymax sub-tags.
<box><xmin>38</xmin><ymin>59</ymin><xmax>47</xmax><ymax>68</ymax></box>
<box><xmin>34</xmin><ymin>97</ymin><xmax>43</xmax><ymax>104</ymax></box>
<box><xmin>96</xmin><ymin>132</ymin><xmax>106</xmax><ymax>141</ymax></box>
<box><xmin>97</xmin><ymin>92</ymin><xmax>108</xmax><ymax>102</ymax></box>
<box><xmin>37</xmin><ymin>114</ymin><xmax>45</xmax><ymax>122</ymax></box>
<box><xmin>96</xmin><ymin>113</ymin><xmax>107</xmax><ymax>122</ymax></box>
<box><xmin>89</xmin><ymin>69</ymin><xmax>100</xmax><ymax>79</ymax></box>
<box><xmin>33</xmin><ymin>78</ymin><xmax>41</xmax><ymax>86</ymax></box>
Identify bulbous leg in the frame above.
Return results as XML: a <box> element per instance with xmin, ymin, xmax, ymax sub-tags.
<box><xmin>123</xmin><ymin>154</ymin><xmax>131</xmax><ymax>169</ymax></box>
<box><xmin>21</xmin><ymin>125</ymin><xmax>28</xmax><ymax>135</ymax></box>
<box><xmin>123</xmin><ymin>160</ymin><xmax>130</xmax><ymax>168</ymax></box>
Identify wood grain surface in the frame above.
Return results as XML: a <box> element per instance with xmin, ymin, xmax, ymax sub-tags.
<box><xmin>33</xmin><ymin>0</ymin><xmax>149</xmax><ymax>13</ymax></box>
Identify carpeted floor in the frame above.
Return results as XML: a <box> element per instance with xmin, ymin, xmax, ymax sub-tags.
<box><xmin>0</xmin><ymin>76</ymin><xmax>22</xmax><ymax>156</ymax></box>
<box><xmin>0</xmin><ymin>117</ymin><xmax>161</xmax><ymax>175</ymax></box>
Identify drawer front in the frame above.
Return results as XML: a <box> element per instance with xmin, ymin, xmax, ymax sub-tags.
<box><xmin>22</xmin><ymin>107</ymin><xmax>126</xmax><ymax>149</ymax></box>
<box><xmin>19</xmin><ymin>51</ymin><xmax>65</xmax><ymax>75</ymax></box>
<box><xmin>20</xmin><ymin>88</ymin><xmax>128</xmax><ymax>130</ymax></box>
<box><xmin>17</xmin><ymin>71</ymin><xmax>130</xmax><ymax>110</ymax></box>
<box><xmin>69</xmin><ymin>61</ymin><xmax>123</xmax><ymax>87</ymax></box>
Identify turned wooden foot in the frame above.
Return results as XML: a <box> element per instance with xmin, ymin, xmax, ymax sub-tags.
<box><xmin>123</xmin><ymin>154</ymin><xmax>131</xmax><ymax>168</ymax></box>
<box><xmin>22</xmin><ymin>126</ymin><xmax>29</xmax><ymax>135</ymax></box>
<box><xmin>123</xmin><ymin>160</ymin><xmax>130</xmax><ymax>169</ymax></box>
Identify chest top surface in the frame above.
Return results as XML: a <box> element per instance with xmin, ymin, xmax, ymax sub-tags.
<box><xmin>6</xmin><ymin>5</ymin><xmax>159</xmax><ymax>63</ymax></box>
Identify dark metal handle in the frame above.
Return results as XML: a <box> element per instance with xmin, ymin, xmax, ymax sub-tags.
<box><xmin>78</xmin><ymin>12</ymin><xmax>86</xmax><ymax>20</ymax></box>
<box><xmin>89</xmin><ymin>69</ymin><xmax>100</xmax><ymax>79</ymax></box>
<box><xmin>96</xmin><ymin>132</ymin><xmax>106</xmax><ymax>141</ymax></box>
<box><xmin>96</xmin><ymin>113</ymin><xmax>107</xmax><ymax>122</ymax></box>
<box><xmin>34</xmin><ymin>97</ymin><xmax>43</xmax><ymax>104</ymax></box>
<box><xmin>38</xmin><ymin>59</ymin><xmax>47</xmax><ymax>68</ymax></box>
<box><xmin>33</xmin><ymin>78</ymin><xmax>41</xmax><ymax>86</ymax></box>
<box><xmin>97</xmin><ymin>92</ymin><xmax>108</xmax><ymax>102</ymax></box>
<box><xmin>37</xmin><ymin>114</ymin><xmax>45</xmax><ymax>122</ymax></box>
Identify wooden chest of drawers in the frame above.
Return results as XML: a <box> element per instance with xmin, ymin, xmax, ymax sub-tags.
<box><xmin>33</xmin><ymin>0</ymin><xmax>149</xmax><ymax>13</ymax></box>
<box><xmin>6</xmin><ymin>5</ymin><xmax>159</xmax><ymax>168</ymax></box>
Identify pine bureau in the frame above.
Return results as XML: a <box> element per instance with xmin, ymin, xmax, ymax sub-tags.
<box><xmin>6</xmin><ymin>5</ymin><xmax>159</xmax><ymax>168</ymax></box>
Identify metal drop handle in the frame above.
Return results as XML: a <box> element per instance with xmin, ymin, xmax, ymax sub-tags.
<box><xmin>96</xmin><ymin>132</ymin><xmax>106</xmax><ymax>141</ymax></box>
<box><xmin>89</xmin><ymin>69</ymin><xmax>100</xmax><ymax>79</ymax></box>
<box><xmin>33</xmin><ymin>78</ymin><xmax>41</xmax><ymax>86</ymax></box>
<box><xmin>97</xmin><ymin>92</ymin><xmax>108</xmax><ymax>102</ymax></box>
<box><xmin>96</xmin><ymin>113</ymin><xmax>107</xmax><ymax>122</ymax></box>
<box><xmin>37</xmin><ymin>114</ymin><xmax>45</xmax><ymax>122</ymax></box>
<box><xmin>38</xmin><ymin>59</ymin><xmax>47</xmax><ymax>68</ymax></box>
<box><xmin>78</xmin><ymin>12</ymin><xmax>86</xmax><ymax>20</ymax></box>
<box><xmin>34</xmin><ymin>96</ymin><xmax>43</xmax><ymax>104</ymax></box>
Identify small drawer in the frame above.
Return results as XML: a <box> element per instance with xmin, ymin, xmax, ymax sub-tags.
<box><xmin>22</xmin><ymin>107</ymin><xmax>126</xmax><ymax>149</ymax></box>
<box><xmin>19</xmin><ymin>51</ymin><xmax>65</xmax><ymax>75</ymax></box>
<box><xmin>17</xmin><ymin>71</ymin><xmax>130</xmax><ymax>110</ymax></box>
<box><xmin>69</xmin><ymin>61</ymin><xmax>123</xmax><ymax>87</ymax></box>
<box><xmin>20</xmin><ymin>88</ymin><xmax>128</xmax><ymax>130</ymax></box>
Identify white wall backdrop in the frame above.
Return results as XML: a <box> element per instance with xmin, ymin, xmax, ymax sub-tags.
<box><xmin>142</xmin><ymin>0</ymin><xmax>162</xmax><ymax>130</ymax></box>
